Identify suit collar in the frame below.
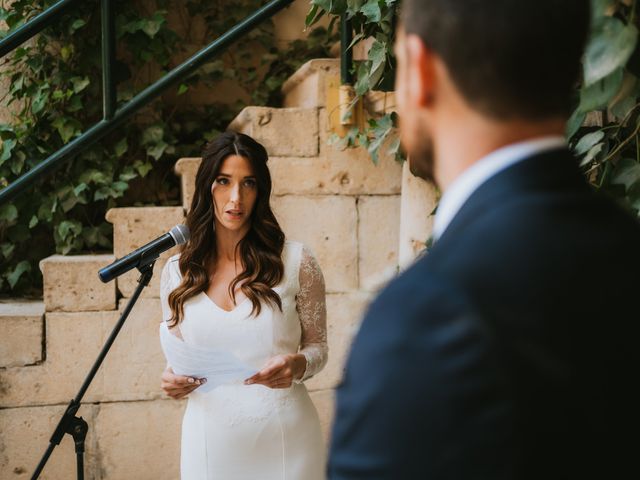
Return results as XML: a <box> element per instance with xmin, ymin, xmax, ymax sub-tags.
<box><xmin>433</xmin><ymin>136</ymin><xmax>567</xmax><ymax>240</ymax></box>
<box><xmin>434</xmin><ymin>148</ymin><xmax>588</xmax><ymax>246</ymax></box>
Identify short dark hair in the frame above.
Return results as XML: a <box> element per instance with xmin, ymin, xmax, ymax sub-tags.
<box><xmin>401</xmin><ymin>0</ymin><xmax>590</xmax><ymax>119</ymax></box>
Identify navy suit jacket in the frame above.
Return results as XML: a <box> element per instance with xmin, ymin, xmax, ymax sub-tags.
<box><xmin>328</xmin><ymin>149</ymin><xmax>640</xmax><ymax>479</ymax></box>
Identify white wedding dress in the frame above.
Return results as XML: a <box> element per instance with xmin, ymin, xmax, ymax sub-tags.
<box><xmin>160</xmin><ymin>241</ymin><xmax>328</xmax><ymax>480</ymax></box>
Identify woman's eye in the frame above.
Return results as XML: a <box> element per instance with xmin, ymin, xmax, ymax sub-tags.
<box><xmin>243</xmin><ymin>179</ymin><xmax>257</xmax><ymax>188</ymax></box>
<box><xmin>215</xmin><ymin>177</ymin><xmax>229</xmax><ymax>185</ymax></box>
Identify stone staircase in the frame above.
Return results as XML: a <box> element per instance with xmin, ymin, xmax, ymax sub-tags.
<box><xmin>0</xmin><ymin>58</ymin><xmax>404</xmax><ymax>479</ymax></box>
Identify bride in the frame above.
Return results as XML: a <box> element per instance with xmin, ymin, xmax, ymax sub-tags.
<box><xmin>159</xmin><ymin>131</ymin><xmax>328</xmax><ymax>479</ymax></box>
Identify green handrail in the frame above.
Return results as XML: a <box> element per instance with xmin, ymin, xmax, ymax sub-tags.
<box><xmin>0</xmin><ymin>0</ymin><xmax>80</xmax><ymax>58</ymax></box>
<box><xmin>0</xmin><ymin>0</ymin><xmax>295</xmax><ymax>207</ymax></box>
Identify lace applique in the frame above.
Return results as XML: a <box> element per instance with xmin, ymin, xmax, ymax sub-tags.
<box><xmin>205</xmin><ymin>385</ymin><xmax>294</xmax><ymax>426</ymax></box>
<box><xmin>295</xmin><ymin>246</ymin><xmax>328</xmax><ymax>382</ymax></box>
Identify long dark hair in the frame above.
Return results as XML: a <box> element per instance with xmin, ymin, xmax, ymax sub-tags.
<box><xmin>167</xmin><ymin>131</ymin><xmax>285</xmax><ymax>325</ymax></box>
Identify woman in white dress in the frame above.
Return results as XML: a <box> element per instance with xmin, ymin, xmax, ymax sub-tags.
<box><xmin>159</xmin><ymin>131</ymin><xmax>328</xmax><ymax>479</ymax></box>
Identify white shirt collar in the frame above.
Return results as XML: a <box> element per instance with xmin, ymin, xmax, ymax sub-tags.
<box><xmin>432</xmin><ymin>135</ymin><xmax>567</xmax><ymax>240</ymax></box>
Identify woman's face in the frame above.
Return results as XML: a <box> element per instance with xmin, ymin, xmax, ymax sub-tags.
<box><xmin>211</xmin><ymin>154</ymin><xmax>258</xmax><ymax>234</ymax></box>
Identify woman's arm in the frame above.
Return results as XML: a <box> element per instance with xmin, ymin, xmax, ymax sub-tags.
<box><xmin>244</xmin><ymin>245</ymin><xmax>328</xmax><ymax>388</ymax></box>
<box><xmin>294</xmin><ymin>245</ymin><xmax>328</xmax><ymax>382</ymax></box>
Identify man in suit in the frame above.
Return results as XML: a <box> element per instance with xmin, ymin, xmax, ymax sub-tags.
<box><xmin>328</xmin><ymin>1</ymin><xmax>639</xmax><ymax>478</ymax></box>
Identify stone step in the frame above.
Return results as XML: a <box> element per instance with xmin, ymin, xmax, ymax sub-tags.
<box><xmin>228</xmin><ymin>106</ymin><xmax>319</xmax><ymax>157</ymax></box>
<box><xmin>39</xmin><ymin>254</ymin><xmax>116</xmax><ymax>312</ymax></box>
<box><xmin>105</xmin><ymin>206</ymin><xmax>185</xmax><ymax>299</ymax></box>
<box><xmin>0</xmin><ymin>300</ymin><xmax>44</xmax><ymax>368</ymax></box>
<box><xmin>0</xmin><ymin>298</ymin><xmax>166</xmax><ymax>408</ymax></box>
<box><xmin>282</xmin><ymin>58</ymin><xmax>340</xmax><ymax>109</ymax></box>
<box><xmin>175</xmin><ymin>109</ymin><xmax>401</xmax><ymax>210</ymax></box>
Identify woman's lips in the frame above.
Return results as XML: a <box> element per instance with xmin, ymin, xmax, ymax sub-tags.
<box><xmin>225</xmin><ymin>210</ymin><xmax>243</xmax><ymax>219</ymax></box>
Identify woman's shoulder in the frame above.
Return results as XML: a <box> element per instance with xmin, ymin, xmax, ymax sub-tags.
<box><xmin>282</xmin><ymin>240</ymin><xmax>314</xmax><ymax>264</ymax></box>
<box><xmin>162</xmin><ymin>253</ymin><xmax>182</xmax><ymax>279</ymax></box>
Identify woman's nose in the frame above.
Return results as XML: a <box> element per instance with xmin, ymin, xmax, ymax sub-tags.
<box><xmin>229</xmin><ymin>182</ymin><xmax>241</xmax><ymax>202</ymax></box>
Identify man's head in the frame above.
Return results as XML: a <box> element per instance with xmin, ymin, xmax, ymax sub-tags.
<box><xmin>395</xmin><ymin>0</ymin><xmax>591</xmax><ymax>183</ymax></box>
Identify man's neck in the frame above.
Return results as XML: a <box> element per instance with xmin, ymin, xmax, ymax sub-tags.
<box><xmin>433</xmin><ymin>114</ymin><xmax>567</xmax><ymax>191</ymax></box>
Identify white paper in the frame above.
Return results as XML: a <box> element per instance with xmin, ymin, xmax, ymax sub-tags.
<box><xmin>159</xmin><ymin>322</ymin><xmax>257</xmax><ymax>393</ymax></box>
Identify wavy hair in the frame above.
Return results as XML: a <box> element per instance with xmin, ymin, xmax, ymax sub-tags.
<box><xmin>167</xmin><ymin>131</ymin><xmax>285</xmax><ymax>325</ymax></box>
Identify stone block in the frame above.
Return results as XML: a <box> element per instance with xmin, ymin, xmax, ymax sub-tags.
<box><xmin>105</xmin><ymin>207</ymin><xmax>185</xmax><ymax>299</ymax></box>
<box><xmin>99</xmin><ymin>298</ymin><xmax>167</xmax><ymax>402</ymax></box>
<box><xmin>95</xmin><ymin>399</ymin><xmax>185</xmax><ymax>480</ymax></box>
<box><xmin>271</xmin><ymin>195</ymin><xmax>358</xmax><ymax>292</ymax></box>
<box><xmin>310</xmin><ymin>389</ymin><xmax>336</xmax><ymax>448</ymax></box>
<box><xmin>306</xmin><ymin>292</ymin><xmax>371</xmax><ymax>392</ymax></box>
<box><xmin>0</xmin><ymin>404</ymin><xmax>100</xmax><ymax>479</ymax></box>
<box><xmin>0</xmin><ymin>311</ymin><xmax>119</xmax><ymax>408</ymax></box>
<box><xmin>39</xmin><ymin>255</ymin><xmax>117</xmax><ymax>312</ymax></box>
<box><xmin>317</xmin><ymin>108</ymin><xmax>402</xmax><ymax>195</ymax></box>
<box><xmin>0</xmin><ymin>301</ymin><xmax>43</xmax><ymax>368</ymax></box>
<box><xmin>358</xmin><ymin>196</ymin><xmax>401</xmax><ymax>291</ymax></box>
<box><xmin>282</xmin><ymin>58</ymin><xmax>340</xmax><ymax>109</ymax></box>
<box><xmin>174</xmin><ymin>157</ymin><xmax>200</xmax><ymax>211</ymax></box>
<box><xmin>398</xmin><ymin>161</ymin><xmax>438</xmax><ymax>268</ymax></box>
<box><xmin>228</xmin><ymin>106</ymin><xmax>319</xmax><ymax>157</ymax></box>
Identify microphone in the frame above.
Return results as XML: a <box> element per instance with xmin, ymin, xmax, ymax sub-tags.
<box><xmin>99</xmin><ymin>224</ymin><xmax>190</xmax><ymax>283</ymax></box>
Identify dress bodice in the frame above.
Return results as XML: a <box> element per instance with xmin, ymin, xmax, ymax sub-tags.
<box><xmin>160</xmin><ymin>240</ymin><xmax>328</xmax><ymax>381</ymax></box>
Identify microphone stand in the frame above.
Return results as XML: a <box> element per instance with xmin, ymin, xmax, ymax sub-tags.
<box><xmin>31</xmin><ymin>259</ymin><xmax>157</xmax><ymax>480</ymax></box>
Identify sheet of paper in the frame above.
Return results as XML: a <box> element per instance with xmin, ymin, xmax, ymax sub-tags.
<box><xmin>159</xmin><ymin>322</ymin><xmax>257</xmax><ymax>393</ymax></box>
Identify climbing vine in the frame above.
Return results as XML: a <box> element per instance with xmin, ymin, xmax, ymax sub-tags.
<box><xmin>308</xmin><ymin>0</ymin><xmax>640</xmax><ymax>219</ymax></box>
<box><xmin>0</xmin><ymin>0</ymin><xmax>334</xmax><ymax>294</ymax></box>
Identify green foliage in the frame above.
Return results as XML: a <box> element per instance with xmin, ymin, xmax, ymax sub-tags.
<box><xmin>568</xmin><ymin>0</ymin><xmax>640</xmax><ymax>216</ymax></box>
<box><xmin>310</xmin><ymin>0</ymin><xmax>640</xmax><ymax>219</ymax></box>
<box><xmin>307</xmin><ymin>0</ymin><xmax>401</xmax><ymax>163</ymax></box>
<box><xmin>0</xmin><ymin>0</ymin><xmax>334</xmax><ymax>295</ymax></box>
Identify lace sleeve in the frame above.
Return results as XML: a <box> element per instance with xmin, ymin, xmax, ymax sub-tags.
<box><xmin>295</xmin><ymin>246</ymin><xmax>328</xmax><ymax>382</ymax></box>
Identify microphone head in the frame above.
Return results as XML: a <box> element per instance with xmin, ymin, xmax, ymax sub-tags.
<box><xmin>169</xmin><ymin>224</ymin><xmax>190</xmax><ymax>246</ymax></box>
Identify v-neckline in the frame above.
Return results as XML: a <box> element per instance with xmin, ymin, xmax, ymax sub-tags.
<box><xmin>200</xmin><ymin>291</ymin><xmax>250</xmax><ymax>314</ymax></box>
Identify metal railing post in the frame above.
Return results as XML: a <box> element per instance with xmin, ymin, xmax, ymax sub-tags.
<box><xmin>101</xmin><ymin>0</ymin><xmax>117</xmax><ymax>120</ymax></box>
<box><xmin>0</xmin><ymin>0</ymin><xmax>295</xmax><ymax>206</ymax></box>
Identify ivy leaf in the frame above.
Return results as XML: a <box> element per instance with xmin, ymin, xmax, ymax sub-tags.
<box><xmin>28</xmin><ymin>215</ymin><xmax>38</xmax><ymax>228</ymax></box>
<box><xmin>141</xmin><ymin>12</ymin><xmax>166</xmax><ymax>38</ymax></box>
<box><xmin>0</xmin><ymin>138</ymin><xmax>16</xmax><ymax>165</ymax></box>
<box><xmin>0</xmin><ymin>242</ymin><xmax>15</xmax><ymax>259</ymax></box>
<box><xmin>566</xmin><ymin>109</ymin><xmax>586</xmax><ymax>140</ymax></box>
<box><xmin>177</xmin><ymin>83</ymin><xmax>189</xmax><ymax>95</ymax></box>
<box><xmin>114</xmin><ymin>137</ymin><xmax>128</xmax><ymax>158</ymax></box>
<box><xmin>574</xmin><ymin>130</ymin><xmax>605</xmax><ymax>155</ymax></box>
<box><xmin>141</xmin><ymin>124</ymin><xmax>164</xmax><ymax>145</ymax></box>
<box><xmin>70</xmin><ymin>76</ymin><xmax>90</xmax><ymax>94</ymax></box>
<box><xmin>368</xmin><ymin>39</ymin><xmax>387</xmax><ymax>89</ymax></box>
<box><xmin>354</xmin><ymin>61</ymin><xmax>371</xmax><ymax>96</ymax></box>
<box><xmin>31</xmin><ymin>88</ymin><xmax>49</xmax><ymax>114</ymax></box>
<box><xmin>584</xmin><ymin>17</ymin><xmax>638</xmax><ymax>86</ymax></box>
<box><xmin>56</xmin><ymin>219</ymin><xmax>82</xmax><ymax>241</ymax></box>
<box><xmin>69</xmin><ymin>19</ymin><xmax>86</xmax><ymax>34</ymax></box>
<box><xmin>146</xmin><ymin>141</ymin><xmax>168</xmax><ymax>160</ymax></box>
<box><xmin>361</xmin><ymin>0</ymin><xmax>382</xmax><ymax>23</ymax></box>
<box><xmin>134</xmin><ymin>160</ymin><xmax>153</xmax><ymax>177</ymax></box>
<box><xmin>7</xmin><ymin>260</ymin><xmax>31</xmax><ymax>289</ymax></box>
<box><xmin>579</xmin><ymin>143</ymin><xmax>604</xmax><ymax>167</ymax></box>
<box><xmin>0</xmin><ymin>203</ymin><xmax>18</xmax><ymax>222</ymax></box>
<box><xmin>578</xmin><ymin>68</ymin><xmax>623</xmax><ymax>112</ymax></box>
<box><xmin>612</xmin><ymin>158</ymin><xmax>640</xmax><ymax>191</ymax></box>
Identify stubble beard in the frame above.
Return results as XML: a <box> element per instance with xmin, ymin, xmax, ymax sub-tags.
<box><xmin>407</xmin><ymin>134</ymin><xmax>436</xmax><ymax>185</ymax></box>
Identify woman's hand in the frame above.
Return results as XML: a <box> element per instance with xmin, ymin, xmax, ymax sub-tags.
<box><xmin>244</xmin><ymin>354</ymin><xmax>307</xmax><ymax>389</ymax></box>
<box><xmin>161</xmin><ymin>366</ymin><xmax>206</xmax><ymax>399</ymax></box>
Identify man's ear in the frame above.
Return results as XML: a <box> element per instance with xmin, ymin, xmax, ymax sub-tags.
<box><xmin>405</xmin><ymin>34</ymin><xmax>436</xmax><ymax>108</ymax></box>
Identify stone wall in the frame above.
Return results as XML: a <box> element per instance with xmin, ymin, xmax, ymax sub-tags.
<box><xmin>0</xmin><ymin>58</ymin><xmax>407</xmax><ymax>479</ymax></box>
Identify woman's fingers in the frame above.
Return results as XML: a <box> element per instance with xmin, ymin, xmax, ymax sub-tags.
<box><xmin>160</xmin><ymin>368</ymin><xmax>206</xmax><ymax>398</ymax></box>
